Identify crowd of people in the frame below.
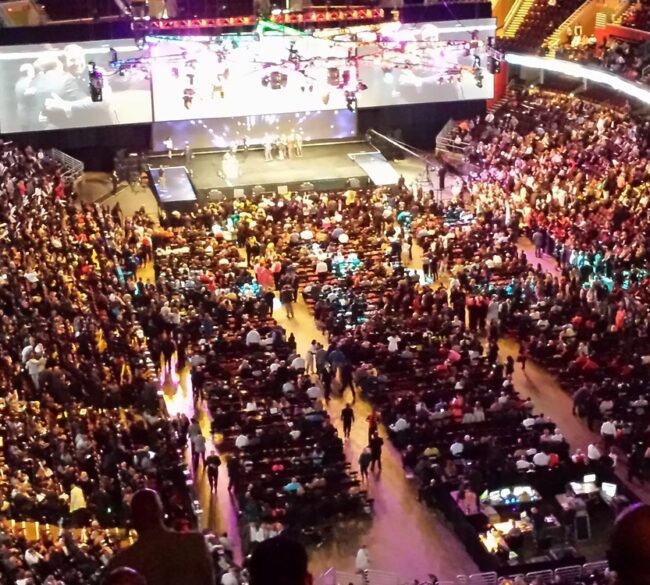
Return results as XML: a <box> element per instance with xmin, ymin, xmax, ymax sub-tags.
<box><xmin>555</xmin><ymin>35</ymin><xmax>650</xmax><ymax>85</ymax></box>
<box><xmin>5</xmin><ymin>78</ymin><xmax>650</xmax><ymax>581</ymax></box>
<box><xmin>0</xmin><ymin>141</ymin><xmax>197</xmax><ymax>584</ymax></box>
<box><xmin>445</xmin><ymin>87</ymin><xmax>650</xmax><ymax>484</ymax></box>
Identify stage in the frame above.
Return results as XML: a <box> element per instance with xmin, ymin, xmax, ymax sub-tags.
<box><xmin>148</xmin><ymin>141</ymin><xmax>401</xmax><ymax>205</ymax></box>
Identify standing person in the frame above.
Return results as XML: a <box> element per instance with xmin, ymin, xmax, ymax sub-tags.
<box><xmin>305</xmin><ymin>340</ymin><xmax>318</xmax><ymax>374</ymax></box>
<box><xmin>438</xmin><ymin>165</ymin><xmax>446</xmax><ymax>191</ymax></box>
<box><xmin>280</xmin><ymin>284</ymin><xmax>295</xmax><ymax>319</ymax></box>
<box><xmin>355</xmin><ymin>544</ymin><xmax>370</xmax><ymax>573</ymax></box>
<box><xmin>321</xmin><ymin>362</ymin><xmax>332</xmax><ymax>402</ymax></box>
<box><xmin>340</xmin><ymin>361</ymin><xmax>355</xmax><ymax>403</ymax></box>
<box><xmin>359</xmin><ymin>448</ymin><xmax>372</xmax><ymax>482</ymax></box>
<box><xmin>369</xmin><ymin>432</ymin><xmax>384</xmax><ymax>472</ymax></box>
<box><xmin>184</xmin><ymin>141</ymin><xmax>192</xmax><ymax>173</ymax></box>
<box><xmin>206</xmin><ymin>453</ymin><xmax>221</xmax><ymax>492</ymax></box>
<box><xmin>517</xmin><ymin>342</ymin><xmax>528</xmax><ymax>371</ymax></box>
<box><xmin>163</xmin><ymin>136</ymin><xmax>173</xmax><ymax>159</ymax></box>
<box><xmin>532</xmin><ymin>229</ymin><xmax>545</xmax><ymax>258</ymax></box>
<box><xmin>341</xmin><ymin>403</ymin><xmax>355</xmax><ymax>439</ymax></box>
<box><xmin>176</xmin><ymin>332</ymin><xmax>187</xmax><ymax>372</ymax></box>
<box><xmin>295</xmin><ymin>131</ymin><xmax>303</xmax><ymax>157</ymax></box>
<box><xmin>191</xmin><ymin>432</ymin><xmax>206</xmax><ymax>472</ymax></box>
<box><xmin>227</xmin><ymin>455</ymin><xmax>240</xmax><ymax>492</ymax></box>
<box><xmin>366</xmin><ymin>410</ymin><xmax>380</xmax><ymax>443</ymax></box>
<box><xmin>161</xmin><ymin>332</ymin><xmax>176</xmax><ymax>375</ymax></box>
<box><xmin>106</xmin><ymin>489</ymin><xmax>215</xmax><ymax>585</ymax></box>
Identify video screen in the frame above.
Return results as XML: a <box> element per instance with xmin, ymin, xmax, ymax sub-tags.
<box><xmin>0</xmin><ymin>39</ymin><xmax>152</xmax><ymax>133</ymax></box>
<box><xmin>149</xmin><ymin>18</ymin><xmax>495</xmax><ymax>122</ymax></box>
<box><xmin>353</xmin><ymin>19</ymin><xmax>496</xmax><ymax>106</ymax></box>
<box><xmin>150</xmin><ymin>34</ymin><xmax>349</xmax><ymax>122</ymax></box>
<box><xmin>151</xmin><ymin>109</ymin><xmax>356</xmax><ymax>151</ymax></box>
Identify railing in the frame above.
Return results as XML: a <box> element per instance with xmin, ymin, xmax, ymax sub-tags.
<box><xmin>502</xmin><ymin>0</ymin><xmax>527</xmax><ymax>36</ymax></box>
<box><xmin>333</xmin><ymin>570</ymin><xmax>400</xmax><ymax>585</ymax></box>
<box><xmin>436</xmin><ymin>119</ymin><xmax>470</xmax><ymax>157</ymax></box>
<box><xmin>48</xmin><ymin>148</ymin><xmax>84</xmax><ymax>184</ymax></box>
<box><xmin>318</xmin><ymin>562</ymin><xmax>610</xmax><ymax>585</ymax></box>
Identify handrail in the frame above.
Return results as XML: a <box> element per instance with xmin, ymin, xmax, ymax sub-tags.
<box><xmin>502</xmin><ymin>0</ymin><xmax>528</xmax><ymax>36</ymax></box>
<box><xmin>48</xmin><ymin>148</ymin><xmax>84</xmax><ymax>184</ymax></box>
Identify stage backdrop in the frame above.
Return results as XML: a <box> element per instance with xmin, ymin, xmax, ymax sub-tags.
<box><xmin>152</xmin><ymin>109</ymin><xmax>356</xmax><ymax>150</ymax></box>
<box><xmin>0</xmin><ymin>39</ymin><xmax>152</xmax><ymax>134</ymax></box>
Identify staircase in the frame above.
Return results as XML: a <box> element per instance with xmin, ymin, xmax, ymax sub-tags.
<box><xmin>503</xmin><ymin>0</ymin><xmax>536</xmax><ymax>38</ymax></box>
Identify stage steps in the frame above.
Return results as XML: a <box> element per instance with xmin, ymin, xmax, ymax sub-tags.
<box><xmin>348</xmin><ymin>151</ymin><xmax>401</xmax><ymax>186</ymax></box>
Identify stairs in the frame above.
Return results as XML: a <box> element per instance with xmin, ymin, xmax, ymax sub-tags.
<box><xmin>503</xmin><ymin>0</ymin><xmax>536</xmax><ymax>38</ymax></box>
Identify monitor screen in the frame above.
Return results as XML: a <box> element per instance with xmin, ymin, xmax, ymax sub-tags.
<box><xmin>602</xmin><ymin>482</ymin><xmax>617</xmax><ymax>498</ymax></box>
<box><xmin>500</xmin><ymin>488</ymin><xmax>512</xmax><ymax>498</ymax></box>
<box><xmin>479</xmin><ymin>489</ymin><xmax>488</xmax><ymax>502</ymax></box>
<box><xmin>513</xmin><ymin>486</ymin><xmax>530</xmax><ymax>497</ymax></box>
<box><xmin>489</xmin><ymin>490</ymin><xmax>500</xmax><ymax>501</ymax></box>
<box><xmin>583</xmin><ymin>474</ymin><xmax>596</xmax><ymax>483</ymax></box>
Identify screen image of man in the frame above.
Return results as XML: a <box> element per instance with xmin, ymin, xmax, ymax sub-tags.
<box><xmin>42</xmin><ymin>44</ymin><xmax>117</xmax><ymax>128</ymax></box>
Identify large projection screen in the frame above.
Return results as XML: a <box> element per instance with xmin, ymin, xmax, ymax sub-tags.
<box><xmin>150</xmin><ymin>18</ymin><xmax>495</xmax><ymax>122</ymax></box>
<box><xmin>355</xmin><ymin>19</ymin><xmax>496</xmax><ymax>106</ymax></box>
<box><xmin>0</xmin><ymin>40</ymin><xmax>152</xmax><ymax>133</ymax></box>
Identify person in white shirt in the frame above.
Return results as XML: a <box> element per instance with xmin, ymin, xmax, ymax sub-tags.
<box><xmin>587</xmin><ymin>443</ymin><xmax>601</xmax><ymax>461</ymax></box>
<box><xmin>245</xmin><ymin>329</ymin><xmax>261</xmax><ymax>347</ymax></box>
<box><xmin>522</xmin><ymin>416</ymin><xmax>536</xmax><ymax>429</ymax></box>
<box><xmin>235</xmin><ymin>434</ymin><xmax>249</xmax><ymax>449</ymax></box>
<box><xmin>315</xmin><ymin>259</ymin><xmax>329</xmax><ymax>281</ymax></box>
<box><xmin>532</xmin><ymin>451</ymin><xmax>550</xmax><ymax>467</ymax></box>
<box><xmin>601</xmin><ymin>420</ymin><xmax>617</xmax><ymax>444</ymax></box>
<box><xmin>306</xmin><ymin>383</ymin><xmax>322</xmax><ymax>400</ymax></box>
<box><xmin>305</xmin><ymin>341</ymin><xmax>319</xmax><ymax>374</ymax></box>
<box><xmin>390</xmin><ymin>417</ymin><xmax>409</xmax><ymax>433</ymax></box>
<box><xmin>221</xmin><ymin>567</ymin><xmax>239</xmax><ymax>585</ymax></box>
<box><xmin>355</xmin><ymin>544</ymin><xmax>370</xmax><ymax>572</ymax></box>
<box><xmin>290</xmin><ymin>356</ymin><xmax>306</xmax><ymax>370</ymax></box>
<box><xmin>387</xmin><ymin>335</ymin><xmax>401</xmax><ymax>352</ymax></box>
<box><xmin>450</xmin><ymin>440</ymin><xmax>464</xmax><ymax>457</ymax></box>
<box><xmin>516</xmin><ymin>456</ymin><xmax>532</xmax><ymax>470</ymax></box>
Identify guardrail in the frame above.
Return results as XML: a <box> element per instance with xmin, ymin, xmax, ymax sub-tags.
<box><xmin>436</xmin><ymin>119</ymin><xmax>470</xmax><ymax>158</ymax></box>
<box><xmin>318</xmin><ymin>561</ymin><xmax>611</xmax><ymax>585</ymax></box>
<box><xmin>48</xmin><ymin>147</ymin><xmax>84</xmax><ymax>184</ymax></box>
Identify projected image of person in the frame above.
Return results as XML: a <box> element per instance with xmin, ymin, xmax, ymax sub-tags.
<box><xmin>0</xmin><ymin>40</ymin><xmax>151</xmax><ymax>133</ymax></box>
<box><xmin>42</xmin><ymin>44</ymin><xmax>117</xmax><ymax>128</ymax></box>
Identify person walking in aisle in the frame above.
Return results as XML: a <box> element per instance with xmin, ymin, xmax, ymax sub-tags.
<box><xmin>359</xmin><ymin>448</ymin><xmax>372</xmax><ymax>482</ymax></box>
<box><xmin>280</xmin><ymin>284</ymin><xmax>295</xmax><ymax>319</ymax></box>
<box><xmin>206</xmin><ymin>453</ymin><xmax>221</xmax><ymax>492</ymax></box>
<box><xmin>341</xmin><ymin>403</ymin><xmax>355</xmax><ymax>439</ymax></box>
<box><xmin>369</xmin><ymin>432</ymin><xmax>384</xmax><ymax>472</ymax></box>
<box><xmin>191</xmin><ymin>432</ymin><xmax>206</xmax><ymax>472</ymax></box>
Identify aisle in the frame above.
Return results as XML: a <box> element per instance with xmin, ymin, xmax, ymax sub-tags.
<box><xmin>273</xmin><ymin>298</ymin><xmax>479</xmax><ymax>580</ymax></box>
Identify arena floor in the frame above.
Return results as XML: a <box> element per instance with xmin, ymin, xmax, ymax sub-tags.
<box><xmin>77</xmin><ymin>165</ymin><xmax>650</xmax><ymax>582</ymax></box>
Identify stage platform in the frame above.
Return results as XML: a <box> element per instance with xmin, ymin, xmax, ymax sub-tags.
<box><xmin>149</xmin><ymin>166</ymin><xmax>198</xmax><ymax>211</ymax></box>
<box><xmin>149</xmin><ymin>141</ymin><xmax>399</xmax><ymax>202</ymax></box>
